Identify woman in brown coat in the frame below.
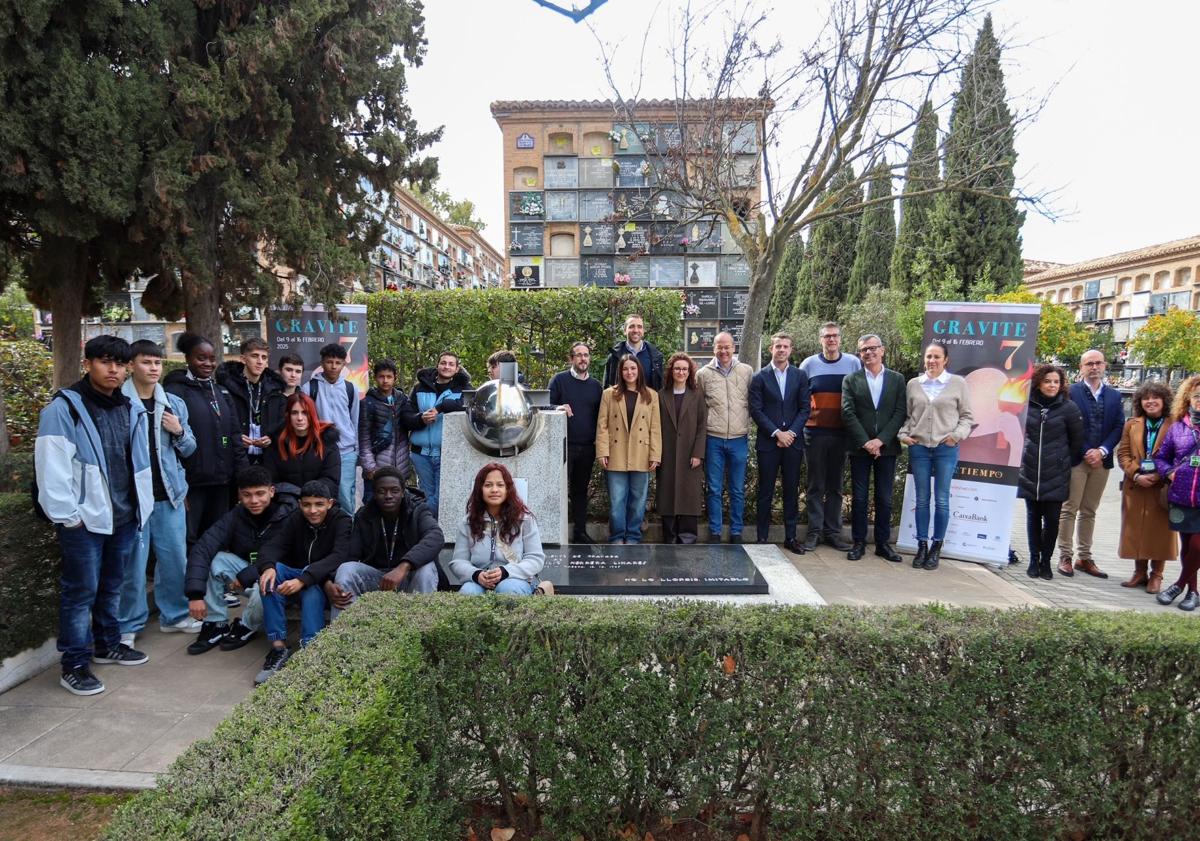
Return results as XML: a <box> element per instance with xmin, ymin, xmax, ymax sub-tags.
<box><xmin>657</xmin><ymin>353</ymin><xmax>708</xmax><ymax>543</ymax></box>
<box><xmin>596</xmin><ymin>355</ymin><xmax>662</xmax><ymax>545</ymax></box>
<box><xmin>1116</xmin><ymin>381</ymin><xmax>1176</xmax><ymax>593</ymax></box>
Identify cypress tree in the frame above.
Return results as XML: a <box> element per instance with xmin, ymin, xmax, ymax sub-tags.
<box><xmin>920</xmin><ymin>15</ymin><xmax>1024</xmax><ymax>295</ymax></box>
<box><xmin>847</xmin><ymin>162</ymin><xmax>896</xmax><ymax>304</ymax></box>
<box><xmin>791</xmin><ymin>165</ymin><xmax>861</xmax><ymax>322</ymax></box>
<box><xmin>767</xmin><ymin>234</ymin><xmax>804</xmax><ymax>332</ymax></box>
<box><xmin>890</xmin><ymin>100</ymin><xmax>940</xmax><ymax>294</ymax></box>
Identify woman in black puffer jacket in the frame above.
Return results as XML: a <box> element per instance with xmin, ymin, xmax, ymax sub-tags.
<box><xmin>263</xmin><ymin>392</ymin><xmax>341</xmax><ymax>505</ymax></box>
<box><xmin>1017</xmin><ymin>364</ymin><xmax>1084</xmax><ymax>580</ymax></box>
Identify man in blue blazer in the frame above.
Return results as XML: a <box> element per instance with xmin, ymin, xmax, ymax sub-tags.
<box><xmin>1057</xmin><ymin>349</ymin><xmax>1125</xmax><ymax>578</ymax></box>
<box><xmin>749</xmin><ymin>333</ymin><xmax>811</xmax><ymax>553</ymax></box>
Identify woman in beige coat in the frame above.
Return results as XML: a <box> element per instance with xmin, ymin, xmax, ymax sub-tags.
<box><xmin>1116</xmin><ymin>381</ymin><xmax>1176</xmax><ymax>593</ymax></box>
<box><xmin>658</xmin><ymin>353</ymin><xmax>708</xmax><ymax>544</ymax></box>
<box><xmin>596</xmin><ymin>355</ymin><xmax>662</xmax><ymax>544</ymax></box>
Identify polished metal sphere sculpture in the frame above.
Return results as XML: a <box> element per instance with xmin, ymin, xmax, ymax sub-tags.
<box><xmin>465</xmin><ymin>379</ymin><xmax>542</xmax><ymax>455</ymax></box>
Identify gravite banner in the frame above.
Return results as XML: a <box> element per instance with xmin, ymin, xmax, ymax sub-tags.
<box><xmin>897</xmin><ymin>301</ymin><xmax>1042</xmax><ymax>564</ymax></box>
<box><xmin>266</xmin><ymin>304</ymin><xmax>369</xmax><ymax>397</ymax></box>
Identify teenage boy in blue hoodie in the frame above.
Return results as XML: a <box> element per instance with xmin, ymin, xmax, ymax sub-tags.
<box><xmin>35</xmin><ymin>335</ymin><xmax>154</xmax><ymax>696</ymax></box>
<box><xmin>308</xmin><ymin>343</ymin><xmax>360</xmax><ymax>513</ymax></box>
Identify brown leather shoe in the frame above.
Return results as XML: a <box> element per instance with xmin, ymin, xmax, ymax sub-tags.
<box><xmin>1057</xmin><ymin>556</ymin><xmax>1075</xmax><ymax>577</ymax></box>
<box><xmin>1074</xmin><ymin>558</ymin><xmax>1108</xmax><ymax>579</ymax></box>
<box><xmin>1146</xmin><ymin>559</ymin><xmax>1166</xmax><ymax>594</ymax></box>
<box><xmin>1121</xmin><ymin>559</ymin><xmax>1149</xmax><ymax>588</ymax></box>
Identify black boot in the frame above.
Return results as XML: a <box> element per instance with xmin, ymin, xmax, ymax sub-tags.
<box><xmin>923</xmin><ymin>540</ymin><xmax>942</xmax><ymax>570</ymax></box>
<box><xmin>1026</xmin><ymin>550</ymin><xmax>1040</xmax><ymax>578</ymax></box>
<box><xmin>912</xmin><ymin>540</ymin><xmax>928</xmax><ymax>568</ymax></box>
<box><xmin>1039</xmin><ymin>554</ymin><xmax>1054</xmax><ymax>580</ymax></box>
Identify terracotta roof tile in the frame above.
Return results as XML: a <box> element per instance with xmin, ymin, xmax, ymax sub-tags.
<box><xmin>1026</xmin><ymin>235</ymin><xmax>1200</xmax><ymax>285</ymax></box>
<box><xmin>490</xmin><ymin>98</ymin><xmax>772</xmax><ymax>116</ymax></box>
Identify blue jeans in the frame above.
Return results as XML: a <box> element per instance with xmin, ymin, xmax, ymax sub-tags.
<box><xmin>338</xmin><ymin>451</ymin><xmax>358</xmax><ymax>514</ymax></box>
<box><xmin>411</xmin><ymin>450</ymin><xmax>441</xmax><ymax>517</ymax></box>
<box><xmin>204</xmin><ymin>551</ymin><xmax>263</xmax><ymax>630</ymax></box>
<box><xmin>119</xmin><ymin>500</ymin><xmax>188</xmax><ymax>633</ymax></box>
<box><xmin>606</xmin><ymin>470</ymin><xmax>650</xmax><ymax>543</ymax></box>
<box><xmin>56</xmin><ymin>520</ymin><xmax>138</xmax><ymax>669</ymax></box>
<box><xmin>261</xmin><ymin>563</ymin><xmax>328</xmax><ymax>646</ymax></box>
<box><xmin>704</xmin><ymin>435</ymin><xmax>748</xmax><ymax>536</ymax></box>
<box><xmin>908</xmin><ymin>444</ymin><xmax>959</xmax><ymax>541</ymax></box>
<box><xmin>459</xmin><ymin>578</ymin><xmax>535</xmax><ymax>596</ymax></box>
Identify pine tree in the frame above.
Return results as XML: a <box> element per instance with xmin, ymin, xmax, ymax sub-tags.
<box><xmin>767</xmin><ymin>235</ymin><xmax>804</xmax><ymax>332</ymax></box>
<box><xmin>919</xmin><ymin>15</ymin><xmax>1024</xmax><ymax>296</ymax></box>
<box><xmin>889</xmin><ymin>100</ymin><xmax>940</xmax><ymax>294</ymax></box>
<box><xmin>792</xmin><ymin>165</ymin><xmax>861</xmax><ymax>322</ymax></box>
<box><xmin>847</xmin><ymin>162</ymin><xmax>896</xmax><ymax>304</ymax></box>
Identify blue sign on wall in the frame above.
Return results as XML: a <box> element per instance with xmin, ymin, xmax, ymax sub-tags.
<box><xmin>516</xmin><ymin>132</ymin><xmax>535</xmax><ymax>149</ymax></box>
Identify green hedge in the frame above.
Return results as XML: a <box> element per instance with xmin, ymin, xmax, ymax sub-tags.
<box><xmin>0</xmin><ymin>339</ymin><xmax>54</xmax><ymax>450</ymax></box>
<box><xmin>356</xmin><ymin>287</ymin><xmax>684</xmax><ymax>388</ymax></box>
<box><xmin>107</xmin><ymin>597</ymin><xmax>1200</xmax><ymax>840</ymax></box>
<box><xmin>0</xmin><ymin>492</ymin><xmax>60</xmax><ymax>660</ymax></box>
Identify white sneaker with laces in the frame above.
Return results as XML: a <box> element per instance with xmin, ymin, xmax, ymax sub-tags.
<box><xmin>161</xmin><ymin>616</ymin><xmax>203</xmax><ymax>634</ymax></box>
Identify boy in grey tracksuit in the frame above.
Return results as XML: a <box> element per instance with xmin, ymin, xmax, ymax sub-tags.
<box><xmin>307</xmin><ymin>343</ymin><xmax>361</xmax><ymax>513</ymax></box>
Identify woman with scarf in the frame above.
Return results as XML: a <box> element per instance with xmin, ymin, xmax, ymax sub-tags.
<box><xmin>164</xmin><ymin>333</ymin><xmax>248</xmax><ymax>548</ymax></box>
<box><xmin>448</xmin><ymin>462</ymin><xmax>547</xmax><ymax>596</ymax></box>
<box><xmin>1153</xmin><ymin>375</ymin><xmax>1200</xmax><ymax>611</ymax></box>
<box><xmin>1116</xmin><ymin>381</ymin><xmax>1176</xmax><ymax>593</ymax></box>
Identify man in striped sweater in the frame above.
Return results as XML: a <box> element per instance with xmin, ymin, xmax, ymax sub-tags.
<box><xmin>799</xmin><ymin>322</ymin><xmax>861</xmax><ymax>551</ymax></box>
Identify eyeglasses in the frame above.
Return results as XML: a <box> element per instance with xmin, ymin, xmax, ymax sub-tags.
<box><xmin>858</xmin><ymin>345</ymin><xmax>882</xmax><ymax>354</ymax></box>
<box><xmin>671</xmin><ymin>366</ymin><xmax>691</xmax><ymax>373</ymax></box>
<box><xmin>820</xmin><ymin>334</ymin><xmax>840</xmax><ymax>340</ymax></box>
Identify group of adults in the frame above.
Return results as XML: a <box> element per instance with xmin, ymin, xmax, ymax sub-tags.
<box><xmin>35</xmin><ymin>334</ymin><xmax>548</xmax><ymax>698</ymax></box>
<box><xmin>1018</xmin><ymin>348</ymin><xmax>1200</xmax><ymax>611</ymax></box>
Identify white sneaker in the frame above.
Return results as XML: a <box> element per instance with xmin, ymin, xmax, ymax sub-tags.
<box><xmin>161</xmin><ymin>616</ymin><xmax>204</xmax><ymax>634</ymax></box>
<box><xmin>120</xmin><ymin>632</ymin><xmax>137</xmax><ymax>647</ymax></box>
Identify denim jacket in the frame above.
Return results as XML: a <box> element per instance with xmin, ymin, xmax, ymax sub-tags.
<box><xmin>35</xmin><ymin>388</ymin><xmax>154</xmax><ymax>533</ymax></box>
<box><xmin>121</xmin><ymin>380</ymin><xmax>197</xmax><ymax>508</ymax></box>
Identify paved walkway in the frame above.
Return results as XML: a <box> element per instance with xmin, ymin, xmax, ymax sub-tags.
<box><xmin>1</xmin><ymin>469</ymin><xmax>1192</xmax><ymax>790</ymax></box>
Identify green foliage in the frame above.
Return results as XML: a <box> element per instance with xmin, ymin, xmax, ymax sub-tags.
<box><xmin>890</xmin><ymin>100</ymin><xmax>940</xmax><ymax>294</ymax></box>
<box><xmin>359</xmin><ymin>287</ymin><xmax>683</xmax><ymax>388</ymax></box>
<box><xmin>0</xmin><ymin>339</ymin><xmax>54</xmax><ymax>448</ymax></box>
<box><xmin>0</xmin><ymin>492</ymin><xmax>59</xmax><ymax>660</ymax></box>
<box><xmin>107</xmin><ymin>597</ymin><xmax>1200</xmax><ymax>840</ymax></box>
<box><xmin>987</xmin><ymin>289</ymin><xmax>1100</xmax><ymax>364</ymax></box>
<box><xmin>847</xmin><ymin>162</ymin><xmax>896</xmax><ymax>304</ymax></box>
<box><xmin>0</xmin><ymin>284</ymin><xmax>34</xmax><ymax>339</ymax></box>
<box><xmin>918</xmin><ymin>15</ymin><xmax>1024</xmax><ymax>295</ymax></box>
<box><xmin>792</xmin><ymin>165</ymin><xmax>861</xmax><ymax>321</ymax></box>
<box><xmin>838</xmin><ymin>286</ymin><xmax>921</xmax><ymax>377</ymax></box>
<box><xmin>765</xmin><ymin>234</ymin><xmax>803</xmax><ymax>333</ymax></box>
<box><xmin>1128</xmin><ymin>309</ymin><xmax>1200</xmax><ymax>373</ymax></box>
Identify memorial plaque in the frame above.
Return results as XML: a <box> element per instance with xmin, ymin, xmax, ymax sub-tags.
<box><xmin>655</xmin><ymin>122</ymin><xmax>683</xmax><ymax>153</ymax></box>
<box><xmin>438</xmin><ymin>543</ymin><xmax>768</xmax><ymax>595</ymax></box>
<box><xmin>647</xmin><ymin>256</ymin><xmax>686</xmax><ymax>288</ymax></box>
<box><xmin>730</xmin><ymin>155</ymin><xmax>759</xmax><ymax>187</ymax></box>
<box><xmin>684</xmin><ymin>289</ymin><xmax>719</xmax><ymax>319</ymax></box>
<box><xmin>720</xmin><ymin>256</ymin><xmax>752</xmax><ymax>287</ymax></box>
<box><xmin>612</xmin><ymin>124</ymin><xmax>648</xmax><ymax>155</ymax></box>
<box><xmin>685</xmin><ymin>321</ymin><xmax>719</xmax><ymax>355</ymax></box>
<box><xmin>613</xmin><ymin>188</ymin><xmax>654</xmax><ymax>220</ymax></box>
<box><xmin>616</xmin><ymin>157</ymin><xmax>650</xmax><ymax>188</ymax></box>
<box><xmin>651</xmin><ymin>222</ymin><xmax>687</xmax><ymax>255</ymax></box>
<box><xmin>579</xmin><ymin>157</ymin><xmax>615</xmax><ymax>189</ymax></box>
<box><xmin>544</xmin><ymin>258</ymin><xmax>581</xmax><ymax>288</ymax></box>
<box><xmin>131</xmin><ymin>323</ymin><xmax>167</xmax><ymax>345</ymax></box>
<box><xmin>509</xmin><ymin>223</ymin><xmax>544</xmax><ymax>256</ymax></box>
<box><xmin>509</xmin><ymin>191</ymin><xmax>544</xmax><ymax>221</ymax></box>
<box><xmin>579</xmin><ymin>224</ymin><xmax>616</xmax><ymax>255</ymax></box>
<box><xmin>719</xmin><ymin>289</ymin><xmax>750</xmax><ymax>319</ymax></box>
<box><xmin>685</xmin><ymin>258</ymin><xmax>718</xmax><ymax>287</ymax></box>
<box><xmin>687</xmin><ymin>218</ymin><xmax>723</xmax><ymax>253</ymax></box>
<box><xmin>650</xmin><ymin>191</ymin><xmax>682</xmax><ymax>220</ymax></box>
<box><xmin>720</xmin><ymin>320</ymin><xmax>745</xmax><ymax>348</ymax></box>
<box><xmin>543</xmin><ymin>156</ymin><xmax>578</xmax><ymax>189</ymax></box>
<box><xmin>614</xmin><ymin>257</ymin><xmax>651</xmax><ymax>287</ymax></box>
<box><xmin>581</xmin><ymin>256</ymin><xmax>614</xmax><ymax>286</ymax></box>
<box><xmin>512</xmin><ymin>262</ymin><xmax>541</xmax><ymax>288</ymax></box>
<box><xmin>615</xmin><ymin>222</ymin><xmax>650</xmax><ymax>255</ymax></box>
<box><xmin>130</xmin><ymin>293</ymin><xmax>153</xmax><ymax>322</ymax></box>
<box><xmin>545</xmin><ymin>191</ymin><xmax>578</xmax><ymax>222</ymax></box>
<box><xmin>723</xmin><ymin>121</ymin><xmax>758</xmax><ymax>154</ymax></box>
<box><xmin>579</xmin><ymin>190</ymin><xmax>613</xmax><ymax>222</ymax></box>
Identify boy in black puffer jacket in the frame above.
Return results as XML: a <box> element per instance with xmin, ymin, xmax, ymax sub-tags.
<box><xmin>216</xmin><ymin>337</ymin><xmax>285</xmax><ymax>464</ymax></box>
<box><xmin>357</xmin><ymin>359</ymin><xmax>423</xmax><ymax>503</ymax></box>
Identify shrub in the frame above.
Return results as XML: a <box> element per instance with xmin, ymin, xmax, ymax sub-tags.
<box><xmin>0</xmin><ymin>339</ymin><xmax>54</xmax><ymax>449</ymax></box>
<box><xmin>107</xmin><ymin>596</ymin><xmax>1200</xmax><ymax>840</ymax></box>
<box><xmin>357</xmin><ymin>287</ymin><xmax>684</xmax><ymax>388</ymax></box>
<box><xmin>0</xmin><ymin>492</ymin><xmax>60</xmax><ymax>660</ymax></box>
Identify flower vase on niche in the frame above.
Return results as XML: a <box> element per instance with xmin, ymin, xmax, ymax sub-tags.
<box><xmin>583</xmin><ymin>226</ymin><xmax>593</xmax><ymax>248</ymax></box>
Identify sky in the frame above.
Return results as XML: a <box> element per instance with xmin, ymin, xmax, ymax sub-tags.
<box><xmin>405</xmin><ymin>0</ymin><xmax>1199</xmax><ymax>267</ymax></box>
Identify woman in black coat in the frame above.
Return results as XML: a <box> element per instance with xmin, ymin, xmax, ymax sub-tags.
<box><xmin>164</xmin><ymin>332</ymin><xmax>249</xmax><ymax>548</ymax></box>
<box><xmin>263</xmin><ymin>391</ymin><xmax>341</xmax><ymax>505</ymax></box>
<box><xmin>1017</xmin><ymin>364</ymin><xmax>1084</xmax><ymax>580</ymax></box>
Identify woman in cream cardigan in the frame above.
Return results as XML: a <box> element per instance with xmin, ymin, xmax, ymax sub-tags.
<box><xmin>898</xmin><ymin>342</ymin><xmax>974</xmax><ymax>570</ymax></box>
<box><xmin>596</xmin><ymin>355</ymin><xmax>662</xmax><ymax>544</ymax></box>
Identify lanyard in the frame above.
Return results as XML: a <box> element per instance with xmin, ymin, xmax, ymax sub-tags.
<box><xmin>381</xmin><ymin>518</ymin><xmax>400</xmax><ymax>565</ymax></box>
<box><xmin>199</xmin><ymin>379</ymin><xmax>221</xmax><ymax>418</ymax></box>
<box><xmin>1145</xmin><ymin>418</ymin><xmax>1163</xmax><ymax>454</ymax></box>
<box><xmin>247</xmin><ymin>380</ymin><xmax>263</xmax><ymax>422</ymax></box>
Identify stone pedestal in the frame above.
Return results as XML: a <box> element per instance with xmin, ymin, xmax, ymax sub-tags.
<box><xmin>437</xmin><ymin>411</ymin><xmax>568</xmax><ymax>544</ymax></box>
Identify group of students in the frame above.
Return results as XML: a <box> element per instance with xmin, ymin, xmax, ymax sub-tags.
<box><xmin>36</xmin><ymin>333</ymin><xmax>547</xmax><ymax>698</ymax></box>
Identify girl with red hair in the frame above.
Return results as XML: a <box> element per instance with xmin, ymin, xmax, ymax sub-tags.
<box><xmin>263</xmin><ymin>392</ymin><xmax>342</xmax><ymax>504</ymax></box>
<box><xmin>449</xmin><ymin>462</ymin><xmax>547</xmax><ymax>595</ymax></box>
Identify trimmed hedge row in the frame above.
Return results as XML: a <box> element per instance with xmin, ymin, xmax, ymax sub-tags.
<box><xmin>0</xmin><ymin>492</ymin><xmax>60</xmax><ymax>661</ymax></box>
<box><xmin>107</xmin><ymin>596</ymin><xmax>1200</xmax><ymax>840</ymax></box>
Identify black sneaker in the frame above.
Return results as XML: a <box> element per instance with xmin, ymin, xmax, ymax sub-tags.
<box><xmin>60</xmin><ymin>665</ymin><xmax>105</xmax><ymax>696</ymax></box>
<box><xmin>254</xmin><ymin>647</ymin><xmax>292</xmax><ymax>685</ymax></box>
<box><xmin>187</xmin><ymin>621</ymin><xmax>230</xmax><ymax>655</ymax></box>
<box><xmin>219</xmin><ymin>619</ymin><xmax>258</xmax><ymax>651</ymax></box>
<box><xmin>93</xmin><ymin>643</ymin><xmax>149</xmax><ymax>666</ymax></box>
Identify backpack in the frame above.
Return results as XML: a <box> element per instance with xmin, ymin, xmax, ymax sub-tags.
<box><xmin>308</xmin><ymin>378</ymin><xmax>356</xmax><ymax>413</ymax></box>
<box><xmin>31</xmin><ymin>393</ymin><xmax>83</xmax><ymax>522</ymax></box>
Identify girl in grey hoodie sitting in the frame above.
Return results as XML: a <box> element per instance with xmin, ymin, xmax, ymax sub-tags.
<box><xmin>450</xmin><ymin>462</ymin><xmax>548</xmax><ymax>596</ymax></box>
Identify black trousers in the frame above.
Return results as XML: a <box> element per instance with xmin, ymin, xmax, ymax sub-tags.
<box><xmin>566</xmin><ymin>444</ymin><xmax>595</xmax><ymax>536</ymax></box>
<box><xmin>757</xmin><ymin>445</ymin><xmax>803</xmax><ymax>541</ymax></box>
<box><xmin>805</xmin><ymin>431</ymin><xmax>848</xmax><ymax>537</ymax></box>
<box><xmin>849</xmin><ymin>454</ymin><xmax>897</xmax><ymax>546</ymax></box>
<box><xmin>186</xmin><ymin>484</ymin><xmax>231</xmax><ymax>551</ymax></box>
<box><xmin>661</xmin><ymin>515</ymin><xmax>699</xmax><ymax>544</ymax></box>
<box><xmin>1025</xmin><ymin>498</ymin><xmax>1063</xmax><ymax>564</ymax></box>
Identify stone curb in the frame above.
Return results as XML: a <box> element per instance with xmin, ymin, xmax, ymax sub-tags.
<box><xmin>0</xmin><ymin>762</ymin><xmax>157</xmax><ymax>790</ymax></box>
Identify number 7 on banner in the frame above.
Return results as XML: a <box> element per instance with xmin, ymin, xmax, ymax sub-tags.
<box><xmin>1000</xmin><ymin>339</ymin><xmax>1024</xmax><ymax>370</ymax></box>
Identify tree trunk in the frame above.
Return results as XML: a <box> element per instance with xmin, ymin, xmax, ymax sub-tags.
<box><xmin>740</xmin><ymin>245</ymin><xmax>786</xmax><ymax>371</ymax></box>
<box><xmin>182</xmin><ymin>268</ymin><xmax>224</xmax><ymax>361</ymax></box>
<box><xmin>49</xmin><ymin>256</ymin><xmax>85</xmax><ymax>390</ymax></box>
<box><xmin>0</xmin><ymin>392</ymin><xmax>9</xmax><ymax>457</ymax></box>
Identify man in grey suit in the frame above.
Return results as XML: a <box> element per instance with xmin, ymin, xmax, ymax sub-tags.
<box><xmin>841</xmin><ymin>334</ymin><xmax>907</xmax><ymax>562</ymax></box>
